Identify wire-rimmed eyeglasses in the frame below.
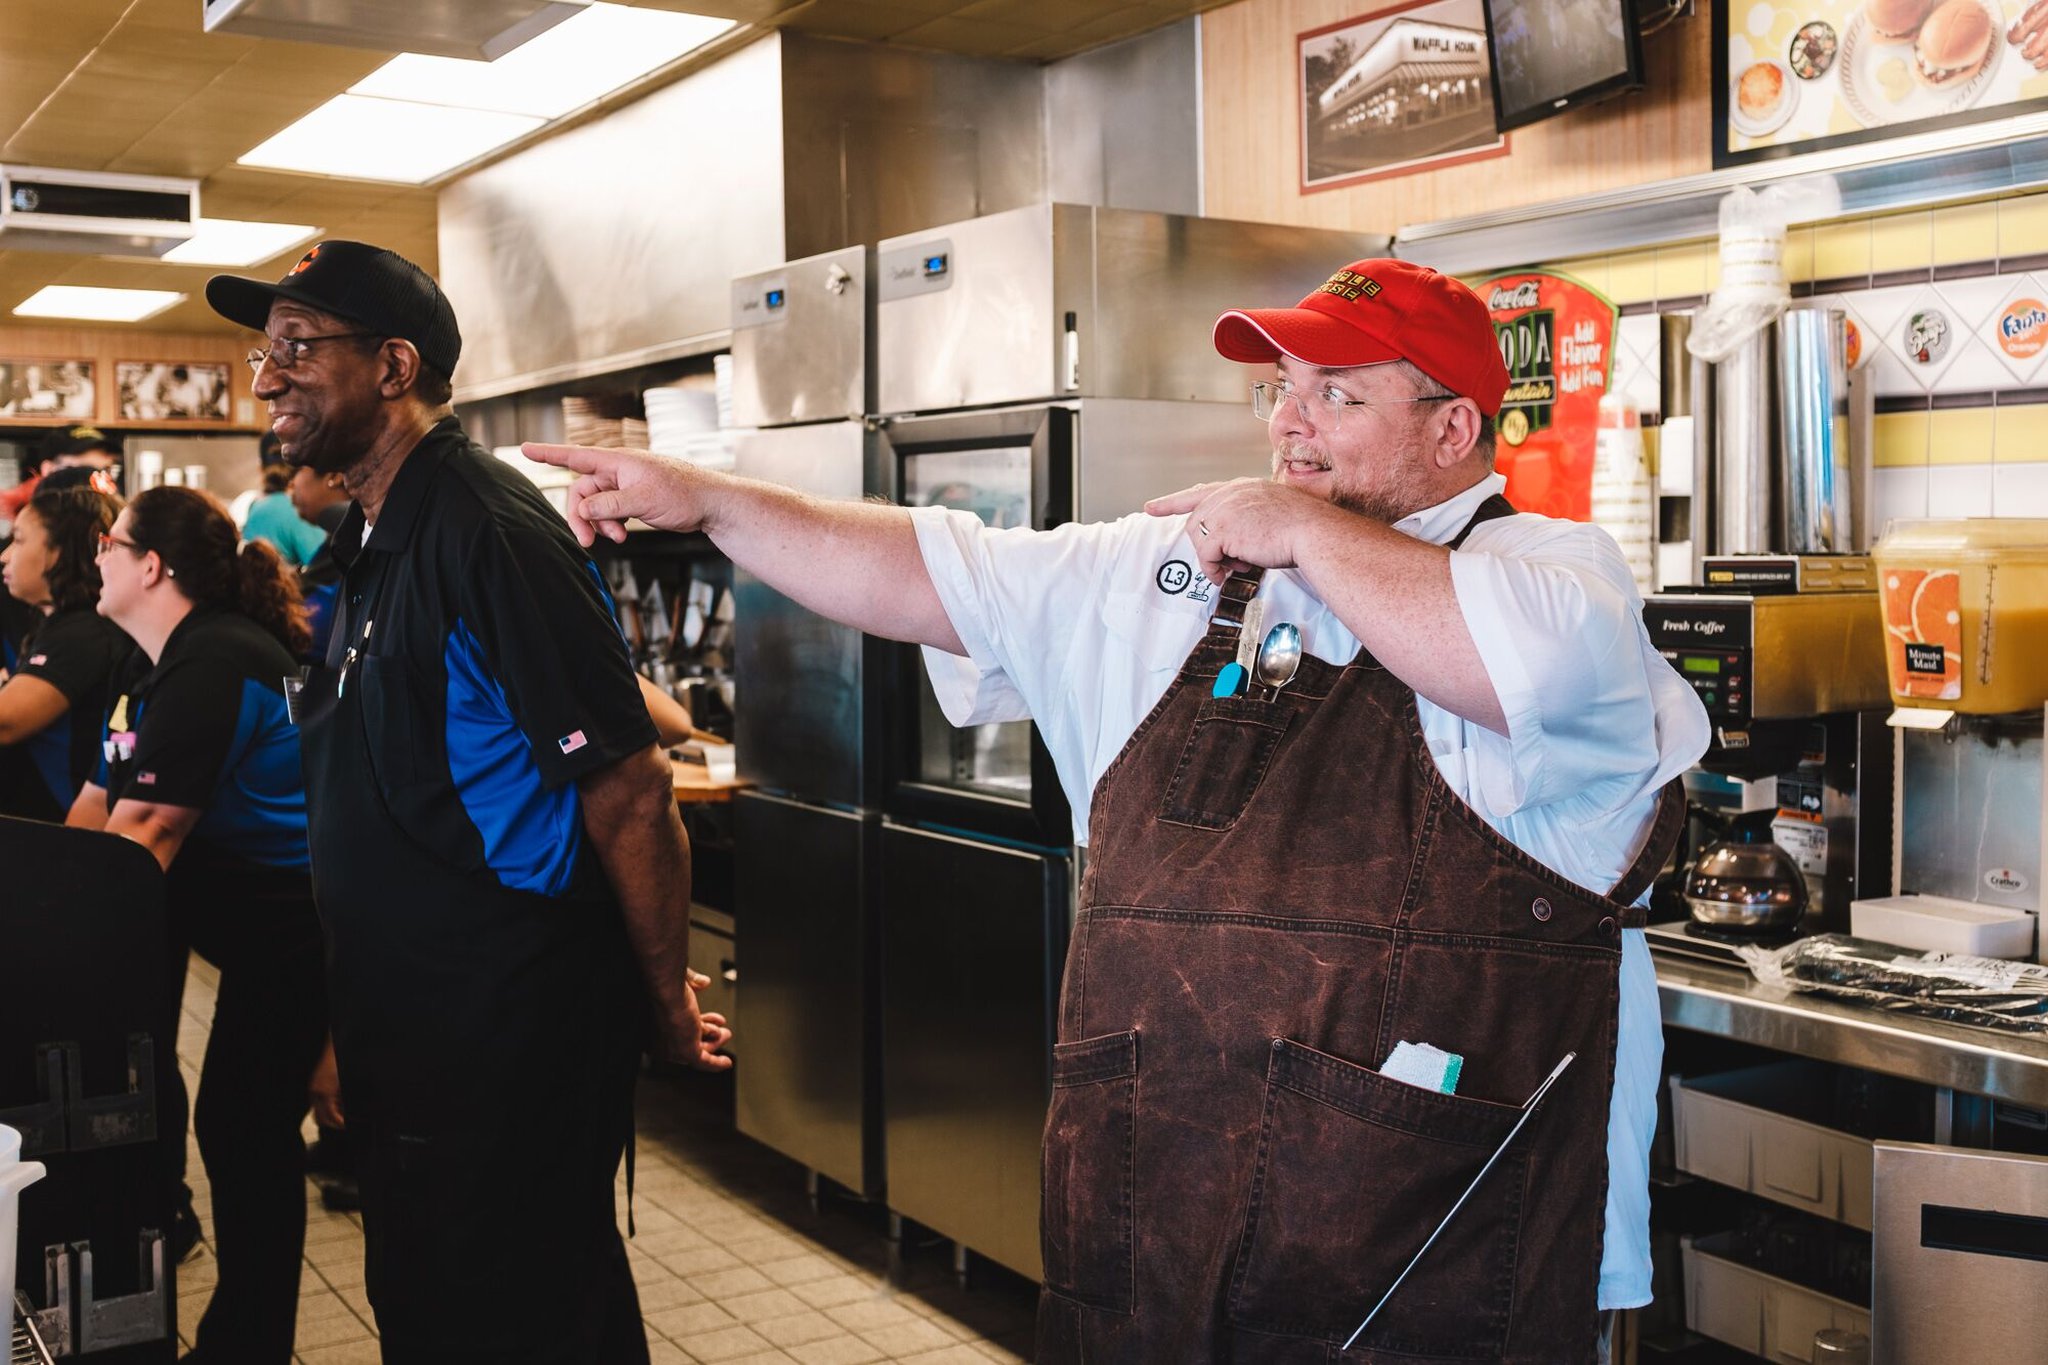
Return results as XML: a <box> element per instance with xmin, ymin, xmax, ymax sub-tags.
<box><xmin>246</xmin><ymin>332</ymin><xmax>381</xmax><ymax>374</ymax></box>
<box><xmin>1250</xmin><ymin>380</ymin><xmax>1452</xmax><ymax>432</ymax></box>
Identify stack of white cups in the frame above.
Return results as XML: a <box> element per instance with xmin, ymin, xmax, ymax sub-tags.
<box><xmin>1</xmin><ymin>1123</ymin><xmax>48</xmax><ymax>1349</ymax></box>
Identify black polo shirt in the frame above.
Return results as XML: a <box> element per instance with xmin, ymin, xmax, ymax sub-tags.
<box><xmin>309</xmin><ymin>415</ymin><xmax>653</xmax><ymax>897</ymax></box>
<box><xmin>99</xmin><ymin>605</ymin><xmax>309</xmax><ymax>872</ymax></box>
<box><xmin>0</xmin><ymin>603</ymin><xmax>130</xmax><ymax>820</ymax></box>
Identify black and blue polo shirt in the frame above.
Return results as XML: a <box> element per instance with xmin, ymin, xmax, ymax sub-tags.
<box><xmin>297</xmin><ymin>417</ymin><xmax>655</xmax><ymax>1104</ymax></box>
<box><xmin>304</xmin><ymin>416</ymin><xmax>653</xmax><ymax>907</ymax></box>
<box><xmin>98</xmin><ymin>605</ymin><xmax>309</xmax><ymax>872</ymax></box>
<box><xmin>1</xmin><ymin>600</ymin><xmax>131</xmax><ymax>821</ymax></box>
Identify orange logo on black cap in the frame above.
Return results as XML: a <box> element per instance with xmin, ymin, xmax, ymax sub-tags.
<box><xmin>1317</xmin><ymin>269</ymin><xmax>1382</xmax><ymax>302</ymax></box>
<box><xmin>288</xmin><ymin>245</ymin><xmax>321</xmax><ymax>276</ymax></box>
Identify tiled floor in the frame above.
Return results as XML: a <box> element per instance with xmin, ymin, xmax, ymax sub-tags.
<box><xmin>171</xmin><ymin>960</ymin><xmax>1039</xmax><ymax>1363</ymax></box>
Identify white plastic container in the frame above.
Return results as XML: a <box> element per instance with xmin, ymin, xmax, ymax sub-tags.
<box><xmin>1682</xmin><ymin>1232</ymin><xmax>1870</xmax><ymax>1363</ymax></box>
<box><xmin>1850</xmin><ymin>894</ymin><xmax>2038</xmax><ymax>960</ymax></box>
<box><xmin>1</xmin><ymin>1123</ymin><xmax>49</xmax><ymax>1351</ymax></box>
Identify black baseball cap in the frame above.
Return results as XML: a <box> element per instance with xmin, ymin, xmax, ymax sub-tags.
<box><xmin>37</xmin><ymin>424</ymin><xmax>118</xmax><ymax>463</ymax></box>
<box><xmin>205</xmin><ymin>240</ymin><xmax>462</xmax><ymax>379</ymax></box>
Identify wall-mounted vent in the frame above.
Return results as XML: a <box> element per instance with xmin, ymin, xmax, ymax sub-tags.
<box><xmin>0</xmin><ymin>166</ymin><xmax>198</xmax><ymax>257</ymax></box>
<box><xmin>201</xmin><ymin>0</ymin><xmax>590</xmax><ymax>61</ymax></box>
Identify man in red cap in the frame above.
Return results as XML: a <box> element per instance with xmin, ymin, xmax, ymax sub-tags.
<box><xmin>530</xmin><ymin>259</ymin><xmax>1705</xmax><ymax>1364</ymax></box>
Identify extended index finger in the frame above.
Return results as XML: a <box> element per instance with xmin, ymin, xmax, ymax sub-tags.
<box><xmin>522</xmin><ymin>442</ymin><xmax>617</xmax><ymax>475</ymax></box>
<box><xmin>1143</xmin><ymin>484</ymin><xmax>1213</xmax><ymax>516</ymax></box>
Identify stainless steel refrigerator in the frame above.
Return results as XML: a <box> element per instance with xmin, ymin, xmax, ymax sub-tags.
<box><xmin>728</xmin><ymin>245</ymin><xmax>889</xmax><ymax>1199</ymax></box>
<box><xmin>871</xmin><ymin>203</ymin><xmax>1388</xmax><ymax>1279</ymax></box>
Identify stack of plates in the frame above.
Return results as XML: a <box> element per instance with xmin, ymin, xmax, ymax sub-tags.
<box><xmin>644</xmin><ymin>384</ymin><xmax>719</xmax><ymax>457</ymax></box>
<box><xmin>712</xmin><ymin>356</ymin><xmax>737</xmax><ymax>429</ymax></box>
<box><xmin>562</xmin><ymin>396</ymin><xmax>627</xmax><ymax>449</ymax></box>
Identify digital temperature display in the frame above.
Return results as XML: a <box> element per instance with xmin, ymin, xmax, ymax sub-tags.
<box><xmin>1681</xmin><ymin>656</ymin><xmax>1723</xmax><ymax>676</ymax></box>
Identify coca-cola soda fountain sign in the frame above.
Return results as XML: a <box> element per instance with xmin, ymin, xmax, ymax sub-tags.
<box><xmin>1479</xmin><ymin>269</ymin><xmax>1618</xmax><ymax>522</ymax></box>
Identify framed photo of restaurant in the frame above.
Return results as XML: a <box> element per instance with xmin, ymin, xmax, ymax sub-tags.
<box><xmin>1715</xmin><ymin>0</ymin><xmax>2048</xmax><ymax>168</ymax></box>
<box><xmin>0</xmin><ymin>360</ymin><xmax>95</xmax><ymax>420</ymax></box>
<box><xmin>115</xmin><ymin>360</ymin><xmax>232</xmax><ymax>422</ymax></box>
<box><xmin>1299</xmin><ymin>0</ymin><xmax>1508</xmax><ymax>192</ymax></box>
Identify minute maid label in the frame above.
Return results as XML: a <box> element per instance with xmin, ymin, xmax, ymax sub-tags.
<box><xmin>1317</xmin><ymin>269</ymin><xmax>1381</xmax><ymax>302</ymax></box>
<box><xmin>1882</xmin><ymin>568</ymin><xmax>1961</xmax><ymax>702</ymax></box>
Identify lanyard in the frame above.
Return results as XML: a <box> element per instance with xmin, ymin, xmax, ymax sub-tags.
<box><xmin>330</xmin><ymin>540</ymin><xmax>394</xmax><ymax>699</ymax></box>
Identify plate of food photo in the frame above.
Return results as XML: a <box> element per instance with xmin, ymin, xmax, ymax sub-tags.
<box><xmin>1839</xmin><ymin>0</ymin><xmax>2002</xmax><ymax>127</ymax></box>
<box><xmin>1731</xmin><ymin>56</ymin><xmax>1799</xmax><ymax>135</ymax></box>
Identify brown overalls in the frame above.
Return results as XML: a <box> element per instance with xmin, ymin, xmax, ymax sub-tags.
<box><xmin>1038</xmin><ymin>498</ymin><xmax>1684</xmax><ymax>1364</ymax></box>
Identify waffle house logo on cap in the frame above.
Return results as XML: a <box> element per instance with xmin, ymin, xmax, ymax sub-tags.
<box><xmin>1317</xmin><ymin>269</ymin><xmax>1382</xmax><ymax>302</ymax></box>
<box><xmin>288</xmin><ymin>245</ymin><xmax>321</xmax><ymax>277</ymax></box>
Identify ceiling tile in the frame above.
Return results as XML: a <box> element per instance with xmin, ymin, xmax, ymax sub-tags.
<box><xmin>782</xmin><ymin>2</ymin><xmax>933</xmax><ymax>43</ymax></box>
<box><xmin>887</xmin><ymin>14</ymin><xmax>1047</xmax><ymax>55</ymax></box>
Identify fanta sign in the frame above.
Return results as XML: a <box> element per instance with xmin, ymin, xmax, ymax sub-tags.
<box><xmin>1998</xmin><ymin>299</ymin><xmax>2048</xmax><ymax>360</ymax></box>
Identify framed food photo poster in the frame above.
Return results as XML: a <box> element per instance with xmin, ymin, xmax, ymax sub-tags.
<box><xmin>1300</xmin><ymin>0</ymin><xmax>1509</xmax><ymax>192</ymax></box>
<box><xmin>1716</xmin><ymin>0</ymin><xmax>2048</xmax><ymax>167</ymax></box>
<box><xmin>116</xmin><ymin>361</ymin><xmax>231</xmax><ymax>422</ymax></box>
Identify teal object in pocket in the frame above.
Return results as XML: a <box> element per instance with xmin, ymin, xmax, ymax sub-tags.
<box><xmin>1212</xmin><ymin>662</ymin><xmax>1247</xmax><ymax>698</ymax></box>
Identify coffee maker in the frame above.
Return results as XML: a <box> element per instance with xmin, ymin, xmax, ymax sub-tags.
<box><xmin>1645</xmin><ymin>303</ymin><xmax>1892</xmax><ymax>946</ymax></box>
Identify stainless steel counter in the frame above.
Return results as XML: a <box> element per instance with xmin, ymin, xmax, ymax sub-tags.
<box><xmin>1655</xmin><ymin>952</ymin><xmax>2048</xmax><ymax>1108</ymax></box>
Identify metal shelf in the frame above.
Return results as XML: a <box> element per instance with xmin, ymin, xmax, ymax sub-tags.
<box><xmin>1655</xmin><ymin>952</ymin><xmax>2048</xmax><ymax>1108</ymax></box>
<box><xmin>1396</xmin><ymin>122</ymin><xmax>2048</xmax><ymax>275</ymax></box>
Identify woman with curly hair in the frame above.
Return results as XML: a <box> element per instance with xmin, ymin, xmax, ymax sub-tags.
<box><xmin>67</xmin><ymin>484</ymin><xmax>322</xmax><ymax>1365</ymax></box>
<box><xmin>0</xmin><ymin>472</ymin><xmax>130</xmax><ymax>820</ymax></box>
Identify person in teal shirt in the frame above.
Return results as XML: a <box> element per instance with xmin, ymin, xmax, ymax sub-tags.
<box><xmin>240</xmin><ymin>456</ymin><xmax>327</xmax><ymax>567</ymax></box>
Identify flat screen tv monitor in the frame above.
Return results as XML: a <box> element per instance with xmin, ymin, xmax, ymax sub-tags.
<box><xmin>1481</xmin><ymin>0</ymin><xmax>1643</xmax><ymax>132</ymax></box>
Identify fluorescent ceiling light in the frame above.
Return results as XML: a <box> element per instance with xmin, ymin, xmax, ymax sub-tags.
<box><xmin>15</xmin><ymin>286</ymin><xmax>186</xmax><ymax>322</ymax></box>
<box><xmin>351</xmin><ymin>3</ymin><xmax>735</xmax><ymax>119</ymax></box>
<box><xmin>159</xmin><ymin>217</ymin><xmax>321</xmax><ymax>267</ymax></box>
<box><xmin>238</xmin><ymin>97</ymin><xmax>543</xmax><ymax>184</ymax></box>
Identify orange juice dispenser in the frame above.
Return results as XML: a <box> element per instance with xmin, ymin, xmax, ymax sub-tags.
<box><xmin>1867</xmin><ymin>519</ymin><xmax>2048</xmax><ymax>961</ymax></box>
<box><xmin>1872</xmin><ymin>520</ymin><xmax>2048</xmax><ymax>720</ymax></box>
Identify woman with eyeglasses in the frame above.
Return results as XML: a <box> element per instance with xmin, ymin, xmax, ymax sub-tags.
<box><xmin>0</xmin><ymin>476</ymin><xmax>131</xmax><ymax>821</ymax></box>
<box><xmin>67</xmin><ymin>485</ymin><xmax>324</xmax><ymax>1365</ymax></box>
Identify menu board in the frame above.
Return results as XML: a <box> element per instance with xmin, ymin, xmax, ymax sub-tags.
<box><xmin>1715</xmin><ymin>0</ymin><xmax>2048</xmax><ymax>167</ymax></box>
<box><xmin>1479</xmin><ymin>270</ymin><xmax>1618</xmax><ymax>522</ymax></box>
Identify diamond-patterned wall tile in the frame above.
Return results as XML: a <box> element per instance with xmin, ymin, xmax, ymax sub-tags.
<box><xmin>1929</xmin><ymin>274</ymin><xmax>2012</xmax><ymax>332</ymax></box>
<box><xmin>1847</xmin><ymin>282</ymin><xmax>1922</xmax><ymax>342</ymax></box>
<box><xmin>1930</xmin><ymin>335</ymin><xmax>2005</xmax><ymax>395</ymax></box>
<box><xmin>1889</xmin><ymin>287</ymin><xmax>1965</xmax><ymax>391</ymax></box>
<box><xmin>1613</xmin><ymin>313</ymin><xmax>1662</xmax><ymax>413</ymax></box>
<box><xmin>1984</xmin><ymin>276</ymin><xmax>2048</xmax><ymax>388</ymax></box>
<box><xmin>1865</xmin><ymin>346</ymin><xmax>1924</xmax><ymax>400</ymax></box>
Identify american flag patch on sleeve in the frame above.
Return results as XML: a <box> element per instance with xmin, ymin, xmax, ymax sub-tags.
<box><xmin>558</xmin><ymin>730</ymin><xmax>588</xmax><ymax>755</ymax></box>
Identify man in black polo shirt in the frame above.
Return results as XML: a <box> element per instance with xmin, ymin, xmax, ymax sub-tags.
<box><xmin>205</xmin><ymin>241</ymin><xmax>730</xmax><ymax>1363</ymax></box>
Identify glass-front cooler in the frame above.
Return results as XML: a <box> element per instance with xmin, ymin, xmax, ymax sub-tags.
<box><xmin>880</xmin><ymin>405</ymin><xmax>1073</xmax><ymax>848</ymax></box>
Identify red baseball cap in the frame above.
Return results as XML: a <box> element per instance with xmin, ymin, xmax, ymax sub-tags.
<box><xmin>1213</xmin><ymin>259</ymin><xmax>1511</xmax><ymax>418</ymax></box>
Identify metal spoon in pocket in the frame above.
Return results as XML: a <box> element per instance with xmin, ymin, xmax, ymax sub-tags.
<box><xmin>1253</xmin><ymin>622</ymin><xmax>1302</xmax><ymax>701</ymax></box>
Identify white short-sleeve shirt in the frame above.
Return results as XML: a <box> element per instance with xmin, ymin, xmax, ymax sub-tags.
<box><xmin>908</xmin><ymin>471</ymin><xmax>1709</xmax><ymax>1309</ymax></box>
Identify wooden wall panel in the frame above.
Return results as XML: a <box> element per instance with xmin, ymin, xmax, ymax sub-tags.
<box><xmin>1201</xmin><ymin>0</ymin><xmax>1714</xmax><ymax>237</ymax></box>
<box><xmin>0</xmin><ymin>324</ymin><xmax>260</xmax><ymax>431</ymax></box>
